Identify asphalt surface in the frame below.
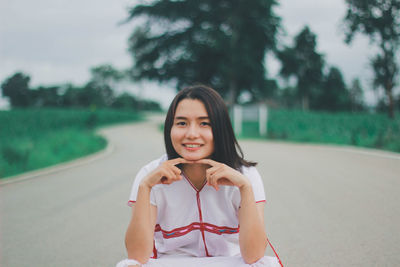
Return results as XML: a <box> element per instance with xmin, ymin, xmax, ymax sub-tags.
<box><xmin>1</xmin><ymin>114</ymin><xmax>399</xmax><ymax>267</ymax></box>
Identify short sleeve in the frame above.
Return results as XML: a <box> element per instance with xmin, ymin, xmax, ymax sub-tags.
<box><xmin>127</xmin><ymin>156</ymin><xmax>167</xmax><ymax>207</ymax></box>
<box><xmin>243</xmin><ymin>166</ymin><xmax>266</xmax><ymax>203</ymax></box>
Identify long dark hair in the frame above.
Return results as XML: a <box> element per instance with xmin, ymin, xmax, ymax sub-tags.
<box><xmin>164</xmin><ymin>85</ymin><xmax>256</xmax><ymax>170</ymax></box>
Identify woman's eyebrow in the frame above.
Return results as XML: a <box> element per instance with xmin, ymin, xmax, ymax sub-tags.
<box><xmin>174</xmin><ymin>116</ymin><xmax>209</xmax><ymax>120</ymax></box>
<box><xmin>174</xmin><ymin>116</ymin><xmax>187</xmax><ymax>120</ymax></box>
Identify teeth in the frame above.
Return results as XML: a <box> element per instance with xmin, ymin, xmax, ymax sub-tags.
<box><xmin>185</xmin><ymin>144</ymin><xmax>200</xmax><ymax>148</ymax></box>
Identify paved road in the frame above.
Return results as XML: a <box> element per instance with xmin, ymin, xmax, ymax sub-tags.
<box><xmin>1</xmin><ymin>115</ymin><xmax>400</xmax><ymax>267</ymax></box>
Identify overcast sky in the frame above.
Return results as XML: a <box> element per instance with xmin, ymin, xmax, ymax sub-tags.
<box><xmin>0</xmin><ymin>0</ymin><xmax>378</xmax><ymax>109</ymax></box>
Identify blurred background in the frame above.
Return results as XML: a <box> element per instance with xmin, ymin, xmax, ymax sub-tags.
<box><xmin>1</xmin><ymin>0</ymin><xmax>399</xmax><ymax>178</ymax></box>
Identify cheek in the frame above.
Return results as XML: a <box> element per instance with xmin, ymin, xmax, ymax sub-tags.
<box><xmin>170</xmin><ymin>128</ymin><xmax>181</xmax><ymax>147</ymax></box>
<box><xmin>204</xmin><ymin>130</ymin><xmax>214</xmax><ymax>146</ymax></box>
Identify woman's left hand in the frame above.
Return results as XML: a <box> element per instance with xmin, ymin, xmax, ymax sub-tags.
<box><xmin>195</xmin><ymin>159</ymin><xmax>251</xmax><ymax>191</ymax></box>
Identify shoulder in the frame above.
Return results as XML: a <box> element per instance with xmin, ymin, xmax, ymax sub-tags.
<box><xmin>240</xmin><ymin>165</ymin><xmax>266</xmax><ymax>200</ymax></box>
<box><xmin>143</xmin><ymin>154</ymin><xmax>168</xmax><ymax>169</ymax></box>
<box><xmin>135</xmin><ymin>154</ymin><xmax>168</xmax><ymax>180</ymax></box>
<box><xmin>240</xmin><ymin>165</ymin><xmax>263</xmax><ymax>182</ymax></box>
<box><xmin>241</xmin><ymin>165</ymin><xmax>259</xmax><ymax>177</ymax></box>
<box><xmin>129</xmin><ymin>154</ymin><xmax>168</xmax><ymax>204</ymax></box>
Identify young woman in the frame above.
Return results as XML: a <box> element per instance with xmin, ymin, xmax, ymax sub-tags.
<box><xmin>117</xmin><ymin>85</ymin><xmax>282</xmax><ymax>267</ymax></box>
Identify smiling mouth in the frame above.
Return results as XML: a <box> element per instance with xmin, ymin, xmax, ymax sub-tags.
<box><xmin>183</xmin><ymin>144</ymin><xmax>202</xmax><ymax>148</ymax></box>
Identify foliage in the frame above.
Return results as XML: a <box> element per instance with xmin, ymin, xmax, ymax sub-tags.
<box><xmin>87</xmin><ymin>64</ymin><xmax>125</xmax><ymax>106</ymax></box>
<box><xmin>125</xmin><ymin>0</ymin><xmax>281</xmax><ymax>104</ymax></box>
<box><xmin>0</xmin><ymin>69</ymin><xmax>162</xmax><ymax>111</ymax></box>
<box><xmin>349</xmin><ymin>78</ymin><xmax>366</xmax><ymax>112</ymax></box>
<box><xmin>1</xmin><ymin>72</ymin><xmax>31</xmax><ymax>107</ymax></box>
<box><xmin>277</xmin><ymin>26</ymin><xmax>325</xmax><ymax>110</ymax></box>
<box><xmin>342</xmin><ymin>0</ymin><xmax>400</xmax><ymax>118</ymax></box>
<box><xmin>111</xmin><ymin>92</ymin><xmax>162</xmax><ymax>111</ymax></box>
<box><xmin>312</xmin><ymin>67</ymin><xmax>351</xmax><ymax>111</ymax></box>
<box><xmin>240</xmin><ymin>109</ymin><xmax>400</xmax><ymax>153</ymax></box>
<box><xmin>0</xmin><ymin>108</ymin><xmax>142</xmax><ymax>178</ymax></box>
<box><xmin>30</xmin><ymin>86</ymin><xmax>63</xmax><ymax>107</ymax></box>
<box><xmin>90</xmin><ymin>64</ymin><xmax>124</xmax><ymax>86</ymax></box>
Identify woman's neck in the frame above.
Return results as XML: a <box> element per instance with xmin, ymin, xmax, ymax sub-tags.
<box><xmin>182</xmin><ymin>163</ymin><xmax>207</xmax><ymax>190</ymax></box>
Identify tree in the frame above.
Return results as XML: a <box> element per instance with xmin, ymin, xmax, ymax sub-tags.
<box><xmin>349</xmin><ymin>78</ymin><xmax>365</xmax><ymax>111</ymax></box>
<box><xmin>1</xmin><ymin>72</ymin><xmax>31</xmax><ymax>107</ymax></box>
<box><xmin>312</xmin><ymin>66</ymin><xmax>351</xmax><ymax>111</ymax></box>
<box><xmin>78</xmin><ymin>81</ymin><xmax>114</xmax><ymax>108</ymax></box>
<box><xmin>125</xmin><ymin>0</ymin><xmax>280</xmax><ymax>104</ymax></box>
<box><xmin>61</xmin><ymin>84</ymin><xmax>83</xmax><ymax>107</ymax></box>
<box><xmin>277</xmin><ymin>26</ymin><xmax>325</xmax><ymax>110</ymax></box>
<box><xmin>86</xmin><ymin>64</ymin><xmax>124</xmax><ymax>107</ymax></box>
<box><xmin>397</xmin><ymin>94</ymin><xmax>400</xmax><ymax>111</ymax></box>
<box><xmin>90</xmin><ymin>64</ymin><xmax>124</xmax><ymax>91</ymax></box>
<box><xmin>30</xmin><ymin>86</ymin><xmax>62</xmax><ymax>107</ymax></box>
<box><xmin>342</xmin><ymin>0</ymin><xmax>400</xmax><ymax>118</ymax></box>
<box><xmin>60</xmin><ymin>82</ymin><xmax>114</xmax><ymax>108</ymax></box>
<box><xmin>112</xmin><ymin>93</ymin><xmax>140</xmax><ymax>110</ymax></box>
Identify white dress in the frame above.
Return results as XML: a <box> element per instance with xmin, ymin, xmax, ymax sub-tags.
<box><xmin>117</xmin><ymin>155</ymin><xmax>282</xmax><ymax>267</ymax></box>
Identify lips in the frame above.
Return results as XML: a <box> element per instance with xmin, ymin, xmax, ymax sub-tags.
<box><xmin>183</xmin><ymin>143</ymin><xmax>203</xmax><ymax>151</ymax></box>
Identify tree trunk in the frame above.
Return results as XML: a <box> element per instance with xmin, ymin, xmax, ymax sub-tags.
<box><xmin>386</xmin><ymin>87</ymin><xmax>395</xmax><ymax>119</ymax></box>
<box><xmin>227</xmin><ymin>79</ymin><xmax>238</xmax><ymax>108</ymax></box>
<box><xmin>301</xmin><ymin>95</ymin><xmax>309</xmax><ymax>110</ymax></box>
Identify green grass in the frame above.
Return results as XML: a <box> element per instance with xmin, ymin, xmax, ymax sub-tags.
<box><xmin>240</xmin><ymin>109</ymin><xmax>400</xmax><ymax>153</ymax></box>
<box><xmin>0</xmin><ymin>108</ymin><xmax>142</xmax><ymax>178</ymax></box>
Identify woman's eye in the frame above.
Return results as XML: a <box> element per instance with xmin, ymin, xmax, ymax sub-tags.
<box><xmin>200</xmin><ymin>122</ymin><xmax>211</xmax><ymax>126</ymax></box>
<box><xmin>176</xmin><ymin>121</ymin><xmax>186</xmax><ymax>126</ymax></box>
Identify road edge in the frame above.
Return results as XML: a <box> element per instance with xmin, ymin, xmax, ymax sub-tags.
<box><xmin>0</xmin><ymin>136</ymin><xmax>114</xmax><ymax>186</ymax></box>
<box><xmin>0</xmin><ymin>113</ymin><xmax>166</xmax><ymax>186</ymax></box>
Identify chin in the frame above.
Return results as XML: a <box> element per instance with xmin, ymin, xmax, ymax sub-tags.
<box><xmin>182</xmin><ymin>155</ymin><xmax>203</xmax><ymax>161</ymax></box>
<box><xmin>178</xmin><ymin>152</ymin><xmax>207</xmax><ymax>161</ymax></box>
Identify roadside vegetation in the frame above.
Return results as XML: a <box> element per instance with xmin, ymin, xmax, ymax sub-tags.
<box><xmin>0</xmin><ymin>108</ymin><xmax>142</xmax><ymax>178</ymax></box>
<box><xmin>241</xmin><ymin>109</ymin><xmax>400</xmax><ymax>153</ymax></box>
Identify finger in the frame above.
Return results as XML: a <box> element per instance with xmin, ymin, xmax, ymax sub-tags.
<box><xmin>170</xmin><ymin>165</ymin><xmax>182</xmax><ymax>176</ymax></box>
<box><xmin>206</xmin><ymin>166</ymin><xmax>220</xmax><ymax>178</ymax></box>
<box><xmin>160</xmin><ymin>176</ymin><xmax>168</xmax><ymax>184</ymax></box>
<box><xmin>173</xmin><ymin>171</ymin><xmax>182</xmax><ymax>181</ymax></box>
<box><xmin>207</xmin><ymin>173</ymin><xmax>219</xmax><ymax>191</ymax></box>
<box><xmin>161</xmin><ymin>169</ymin><xmax>177</xmax><ymax>184</ymax></box>
<box><xmin>165</xmin><ymin>167</ymin><xmax>183</xmax><ymax>183</ymax></box>
<box><xmin>209</xmin><ymin>169</ymin><xmax>234</xmax><ymax>189</ymax></box>
<box><xmin>217</xmin><ymin>177</ymin><xmax>234</xmax><ymax>186</ymax></box>
<box><xmin>213</xmin><ymin>178</ymin><xmax>220</xmax><ymax>191</ymax></box>
<box><xmin>168</xmin><ymin>165</ymin><xmax>183</xmax><ymax>181</ymax></box>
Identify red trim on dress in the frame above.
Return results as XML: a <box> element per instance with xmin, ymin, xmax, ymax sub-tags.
<box><xmin>154</xmin><ymin>222</ymin><xmax>239</xmax><ymax>239</ymax></box>
<box><xmin>267</xmin><ymin>239</ymin><xmax>283</xmax><ymax>267</ymax></box>
<box><xmin>151</xmin><ymin>239</ymin><xmax>157</xmax><ymax>259</ymax></box>
<box><xmin>182</xmin><ymin>172</ymin><xmax>210</xmax><ymax>256</ymax></box>
<box><xmin>182</xmin><ymin>172</ymin><xmax>207</xmax><ymax>192</ymax></box>
<box><xmin>127</xmin><ymin>200</ymin><xmax>136</xmax><ymax>207</ymax></box>
<box><xmin>256</xmin><ymin>200</ymin><xmax>266</xmax><ymax>203</ymax></box>
<box><xmin>197</xmin><ymin>191</ymin><xmax>210</xmax><ymax>256</ymax></box>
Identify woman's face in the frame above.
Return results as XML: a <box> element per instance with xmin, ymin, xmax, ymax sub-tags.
<box><xmin>170</xmin><ymin>99</ymin><xmax>214</xmax><ymax>161</ymax></box>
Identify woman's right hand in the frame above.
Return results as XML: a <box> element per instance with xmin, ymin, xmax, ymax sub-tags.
<box><xmin>141</xmin><ymin>158</ymin><xmax>192</xmax><ymax>188</ymax></box>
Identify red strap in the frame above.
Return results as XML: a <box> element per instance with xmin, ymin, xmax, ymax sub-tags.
<box><xmin>267</xmin><ymin>239</ymin><xmax>283</xmax><ymax>267</ymax></box>
<box><xmin>151</xmin><ymin>239</ymin><xmax>157</xmax><ymax>259</ymax></box>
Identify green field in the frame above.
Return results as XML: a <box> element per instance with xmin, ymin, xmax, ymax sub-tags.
<box><xmin>240</xmin><ymin>109</ymin><xmax>400</xmax><ymax>153</ymax></box>
<box><xmin>0</xmin><ymin>108</ymin><xmax>142</xmax><ymax>178</ymax></box>
<box><xmin>2</xmin><ymin>108</ymin><xmax>398</xmax><ymax>179</ymax></box>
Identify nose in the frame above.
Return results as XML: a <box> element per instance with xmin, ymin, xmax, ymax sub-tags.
<box><xmin>185</xmin><ymin>123</ymin><xmax>199</xmax><ymax>139</ymax></box>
